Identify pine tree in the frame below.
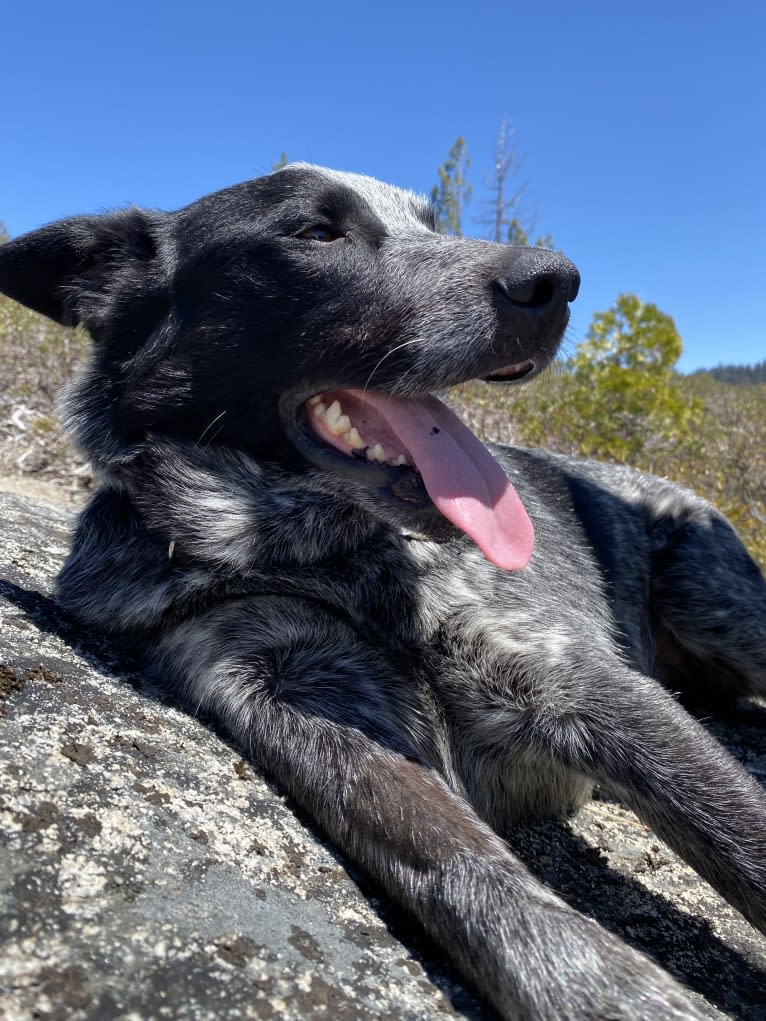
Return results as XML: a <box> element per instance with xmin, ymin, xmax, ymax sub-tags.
<box><xmin>431</xmin><ymin>137</ymin><xmax>472</xmax><ymax>236</ymax></box>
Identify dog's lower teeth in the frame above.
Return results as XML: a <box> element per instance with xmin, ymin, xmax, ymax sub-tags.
<box><xmin>367</xmin><ymin>443</ymin><xmax>386</xmax><ymax>462</ymax></box>
<box><xmin>348</xmin><ymin>427</ymin><xmax>364</xmax><ymax>449</ymax></box>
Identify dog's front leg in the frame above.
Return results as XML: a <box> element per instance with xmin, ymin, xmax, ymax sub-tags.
<box><xmin>156</xmin><ymin>597</ymin><xmax>705</xmax><ymax>1020</ymax></box>
<box><xmin>557</xmin><ymin>662</ymin><xmax>766</xmax><ymax>934</ymax></box>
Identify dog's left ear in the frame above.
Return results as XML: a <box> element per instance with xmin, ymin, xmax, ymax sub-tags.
<box><xmin>0</xmin><ymin>208</ymin><xmax>162</xmax><ymax>329</ymax></box>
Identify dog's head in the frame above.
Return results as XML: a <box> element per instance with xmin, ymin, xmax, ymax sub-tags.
<box><xmin>0</xmin><ymin>165</ymin><xmax>578</xmax><ymax>569</ymax></box>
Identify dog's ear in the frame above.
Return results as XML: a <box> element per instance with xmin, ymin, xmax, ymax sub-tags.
<box><xmin>0</xmin><ymin>208</ymin><xmax>162</xmax><ymax>328</ymax></box>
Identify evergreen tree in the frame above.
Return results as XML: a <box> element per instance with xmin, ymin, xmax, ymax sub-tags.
<box><xmin>506</xmin><ymin>218</ymin><xmax>529</xmax><ymax>246</ymax></box>
<box><xmin>431</xmin><ymin>137</ymin><xmax>472</xmax><ymax>236</ymax></box>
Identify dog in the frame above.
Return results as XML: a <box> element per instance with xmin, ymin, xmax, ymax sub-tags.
<box><xmin>1</xmin><ymin>164</ymin><xmax>764</xmax><ymax>1020</ymax></box>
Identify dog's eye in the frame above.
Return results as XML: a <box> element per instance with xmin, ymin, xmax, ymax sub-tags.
<box><xmin>297</xmin><ymin>226</ymin><xmax>344</xmax><ymax>242</ymax></box>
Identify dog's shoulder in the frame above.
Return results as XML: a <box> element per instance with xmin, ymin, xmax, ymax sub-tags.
<box><xmin>56</xmin><ymin>442</ymin><xmax>430</xmax><ymax>643</ymax></box>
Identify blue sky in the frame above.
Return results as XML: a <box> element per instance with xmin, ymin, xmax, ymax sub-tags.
<box><xmin>2</xmin><ymin>1</ymin><xmax>764</xmax><ymax>372</ymax></box>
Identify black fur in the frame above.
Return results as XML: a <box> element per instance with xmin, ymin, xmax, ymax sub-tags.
<box><xmin>1</xmin><ymin>164</ymin><xmax>764</xmax><ymax>1020</ymax></box>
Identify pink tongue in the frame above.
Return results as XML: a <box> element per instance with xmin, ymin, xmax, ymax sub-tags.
<box><xmin>349</xmin><ymin>391</ymin><xmax>534</xmax><ymax>570</ymax></box>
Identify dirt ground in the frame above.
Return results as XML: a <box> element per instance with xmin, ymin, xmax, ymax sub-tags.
<box><xmin>0</xmin><ymin>471</ymin><xmax>86</xmax><ymax>505</ymax></box>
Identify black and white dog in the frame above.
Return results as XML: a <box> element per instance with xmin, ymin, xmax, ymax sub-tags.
<box><xmin>1</xmin><ymin>165</ymin><xmax>764</xmax><ymax>1019</ymax></box>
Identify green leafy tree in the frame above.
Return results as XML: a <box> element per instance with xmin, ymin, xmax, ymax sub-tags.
<box><xmin>0</xmin><ymin>220</ymin><xmax>9</xmax><ymax>244</ymax></box>
<box><xmin>513</xmin><ymin>294</ymin><xmax>700</xmax><ymax>468</ymax></box>
<box><xmin>431</xmin><ymin>136</ymin><xmax>472</xmax><ymax>236</ymax></box>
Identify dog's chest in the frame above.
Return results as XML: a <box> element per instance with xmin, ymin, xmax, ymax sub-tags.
<box><xmin>312</xmin><ymin>539</ymin><xmax>558</xmax><ymax>678</ymax></box>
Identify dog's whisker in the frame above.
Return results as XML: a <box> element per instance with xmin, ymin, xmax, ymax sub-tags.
<box><xmin>200</xmin><ymin>417</ymin><xmax>230</xmax><ymax>448</ymax></box>
<box><xmin>361</xmin><ymin>338</ymin><xmax>425</xmax><ymax>394</ymax></box>
<box><xmin>194</xmin><ymin>409</ymin><xmax>229</xmax><ymax>449</ymax></box>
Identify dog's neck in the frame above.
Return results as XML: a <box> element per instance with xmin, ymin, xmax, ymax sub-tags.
<box><xmin>59</xmin><ymin>437</ymin><xmax>442</xmax><ymax>650</ymax></box>
<box><xmin>109</xmin><ymin>438</ymin><xmax>386</xmax><ymax>573</ymax></box>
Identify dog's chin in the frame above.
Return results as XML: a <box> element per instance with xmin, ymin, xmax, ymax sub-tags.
<box><xmin>279</xmin><ymin>390</ymin><xmax>458</xmax><ymax>541</ymax></box>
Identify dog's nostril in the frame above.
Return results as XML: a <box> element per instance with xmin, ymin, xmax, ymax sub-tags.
<box><xmin>495</xmin><ymin>275</ymin><xmax>556</xmax><ymax>309</ymax></box>
<box><xmin>494</xmin><ymin>253</ymin><xmax>580</xmax><ymax>311</ymax></box>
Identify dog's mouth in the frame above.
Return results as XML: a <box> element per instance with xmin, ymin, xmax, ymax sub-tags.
<box><xmin>483</xmin><ymin>358</ymin><xmax>535</xmax><ymax>383</ymax></box>
<box><xmin>282</xmin><ymin>375</ymin><xmax>535</xmax><ymax>571</ymax></box>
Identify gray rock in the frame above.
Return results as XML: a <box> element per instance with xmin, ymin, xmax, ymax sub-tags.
<box><xmin>1</xmin><ymin>489</ymin><xmax>764</xmax><ymax>1020</ymax></box>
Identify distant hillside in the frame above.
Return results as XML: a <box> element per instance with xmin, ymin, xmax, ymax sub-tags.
<box><xmin>691</xmin><ymin>360</ymin><xmax>766</xmax><ymax>386</ymax></box>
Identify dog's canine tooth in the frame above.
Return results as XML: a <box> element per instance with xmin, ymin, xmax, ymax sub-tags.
<box><xmin>309</xmin><ymin>397</ymin><xmax>365</xmax><ymax>451</ymax></box>
<box><xmin>325</xmin><ymin>400</ymin><xmax>342</xmax><ymax>426</ymax></box>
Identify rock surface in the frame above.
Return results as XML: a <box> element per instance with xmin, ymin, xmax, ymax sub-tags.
<box><xmin>1</xmin><ymin>488</ymin><xmax>765</xmax><ymax>1020</ymax></box>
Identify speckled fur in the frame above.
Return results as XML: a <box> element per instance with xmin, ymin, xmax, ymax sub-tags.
<box><xmin>2</xmin><ymin>166</ymin><xmax>765</xmax><ymax>1021</ymax></box>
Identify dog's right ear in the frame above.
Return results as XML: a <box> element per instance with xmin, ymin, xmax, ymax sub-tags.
<box><xmin>0</xmin><ymin>209</ymin><xmax>161</xmax><ymax>329</ymax></box>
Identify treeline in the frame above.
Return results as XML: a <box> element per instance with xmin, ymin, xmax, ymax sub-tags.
<box><xmin>695</xmin><ymin>361</ymin><xmax>766</xmax><ymax>386</ymax></box>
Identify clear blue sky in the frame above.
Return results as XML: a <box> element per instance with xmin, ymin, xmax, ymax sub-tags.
<box><xmin>2</xmin><ymin>1</ymin><xmax>764</xmax><ymax>372</ymax></box>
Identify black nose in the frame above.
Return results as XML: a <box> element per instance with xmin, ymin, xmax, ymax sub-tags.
<box><xmin>494</xmin><ymin>249</ymin><xmax>580</xmax><ymax>310</ymax></box>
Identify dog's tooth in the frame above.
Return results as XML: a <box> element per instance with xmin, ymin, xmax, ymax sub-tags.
<box><xmin>394</xmin><ymin>454</ymin><xmax>409</xmax><ymax>467</ymax></box>
<box><xmin>325</xmin><ymin>400</ymin><xmax>342</xmax><ymax>426</ymax></box>
<box><xmin>347</xmin><ymin>427</ymin><xmax>364</xmax><ymax>449</ymax></box>
<box><xmin>308</xmin><ymin>395</ymin><xmax>322</xmax><ymax>407</ymax></box>
<box><xmin>312</xmin><ymin>402</ymin><xmax>327</xmax><ymax>418</ymax></box>
<box><xmin>367</xmin><ymin>443</ymin><xmax>386</xmax><ymax>463</ymax></box>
